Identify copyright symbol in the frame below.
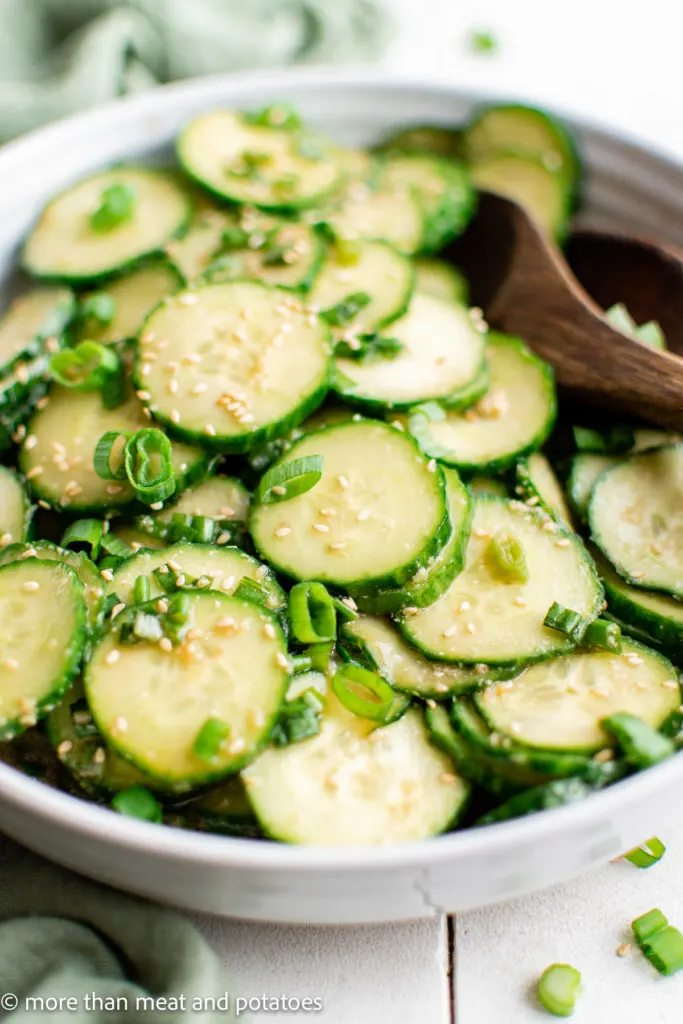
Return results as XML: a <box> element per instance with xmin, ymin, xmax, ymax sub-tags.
<box><xmin>1</xmin><ymin>994</ymin><xmax>18</xmax><ymax>1011</ymax></box>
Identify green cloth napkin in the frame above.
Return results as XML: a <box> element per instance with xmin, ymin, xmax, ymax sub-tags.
<box><xmin>0</xmin><ymin>836</ymin><xmax>235</xmax><ymax>1022</ymax></box>
<box><xmin>0</xmin><ymin>0</ymin><xmax>390</xmax><ymax>143</ymax></box>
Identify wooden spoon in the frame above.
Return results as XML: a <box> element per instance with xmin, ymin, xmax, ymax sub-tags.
<box><xmin>450</xmin><ymin>191</ymin><xmax>683</xmax><ymax>430</ymax></box>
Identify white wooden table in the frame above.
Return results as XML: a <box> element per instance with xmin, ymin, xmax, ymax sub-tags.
<box><xmin>5</xmin><ymin>1</ymin><xmax>683</xmax><ymax>1020</ymax></box>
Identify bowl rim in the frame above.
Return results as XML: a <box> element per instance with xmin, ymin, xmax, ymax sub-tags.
<box><xmin>1</xmin><ymin>65</ymin><xmax>682</xmax><ymax>872</ymax></box>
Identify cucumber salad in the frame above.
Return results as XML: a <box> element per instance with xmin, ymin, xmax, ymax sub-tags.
<box><xmin>0</xmin><ymin>101</ymin><xmax>680</xmax><ymax>847</ymax></box>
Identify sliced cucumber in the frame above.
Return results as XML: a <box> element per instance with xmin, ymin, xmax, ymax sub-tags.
<box><xmin>77</xmin><ymin>260</ymin><xmax>181</xmax><ymax>345</ymax></box>
<box><xmin>515</xmin><ymin>452</ymin><xmax>572</xmax><ymax>526</ymax></box>
<box><xmin>0</xmin><ymin>541</ymin><xmax>103</xmax><ymax>633</ymax></box>
<box><xmin>243</xmin><ymin>699</ymin><xmax>469</xmax><ymax>845</ymax></box>
<box><xmin>135</xmin><ymin>281</ymin><xmax>332</xmax><ymax>453</ymax></box>
<box><xmin>166</xmin><ymin>205</ymin><xmax>233</xmax><ymax>283</ymax></box>
<box><xmin>0</xmin><ymin>287</ymin><xmax>74</xmax><ymax>375</ymax></box>
<box><xmin>23</xmin><ymin>168</ymin><xmax>190</xmax><ymax>282</ymax></box>
<box><xmin>342</xmin><ymin>614</ymin><xmax>517</xmax><ymax>697</ymax></box>
<box><xmin>409</xmin><ymin>333</ymin><xmax>556</xmax><ymax>472</ymax></box>
<box><xmin>333</xmin><ymin>294</ymin><xmax>486</xmax><ymax>411</ymax></box>
<box><xmin>0</xmin><ymin>559</ymin><xmax>86</xmax><ymax>740</ymax></box>
<box><xmin>203</xmin><ymin>214</ymin><xmax>324</xmax><ymax>293</ymax></box>
<box><xmin>471</xmin><ymin>154</ymin><xmax>570</xmax><ymax>239</ymax></box>
<box><xmin>350</xmin><ymin>466</ymin><xmax>471</xmax><ymax>613</ymax></box>
<box><xmin>0</xmin><ymin>468</ymin><xmax>33</xmax><ymax>550</ymax></box>
<box><xmin>567</xmin><ymin>453</ymin><xmax>617</xmax><ymax>520</ymax></box>
<box><xmin>399</xmin><ymin>495</ymin><xmax>603</xmax><ymax>665</ymax></box>
<box><xmin>589</xmin><ymin>445</ymin><xmax>683</xmax><ymax>597</ymax></box>
<box><xmin>380</xmin><ymin>153</ymin><xmax>475</xmax><ymax>251</ymax></box>
<box><xmin>597</xmin><ymin>551</ymin><xmax>683</xmax><ymax>663</ymax></box>
<box><xmin>476</xmin><ymin>640</ymin><xmax>680</xmax><ymax>754</ymax></box>
<box><xmin>465</xmin><ymin>104</ymin><xmax>580</xmax><ymax>188</ymax></box>
<box><xmin>85</xmin><ymin>591</ymin><xmax>290</xmax><ymax>786</ymax></box>
<box><xmin>414</xmin><ymin>259</ymin><xmax>469</xmax><ymax>305</ymax></box>
<box><xmin>476</xmin><ymin>763</ymin><xmax>623</xmax><ymax>827</ymax></box>
<box><xmin>178</xmin><ymin>111</ymin><xmax>343</xmax><ymax>211</ymax></box>
<box><xmin>184</xmin><ymin>777</ymin><xmax>260</xmax><ymax>837</ymax></box>
<box><xmin>20</xmin><ymin>389</ymin><xmax>209</xmax><ymax>512</ymax></box>
<box><xmin>309</xmin><ymin>240</ymin><xmax>413</xmax><ymax>335</ymax></box>
<box><xmin>106</xmin><ymin>541</ymin><xmax>285</xmax><ymax>611</ymax></box>
<box><xmin>376</xmin><ymin>124</ymin><xmax>464</xmax><ymax>160</ymax></box>
<box><xmin>324</xmin><ymin>179</ymin><xmax>425</xmax><ymax>255</ymax></box>
<box><xmin>250</xmin><ymin>419</ymin><xmax>450</xmax><ymax>589</ymax></box>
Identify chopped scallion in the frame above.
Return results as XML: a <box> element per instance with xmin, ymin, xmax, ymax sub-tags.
<box><xmin>543</xmin><ymin>603</ymin><xmax>586</xmax><ymax>642</ymax></box>
<box><xmin>632</xmin><ymin>908</ymin><xmax>683</xmax><ymax>975</ymax></box>
<box><xmin>50</xmin><ymin>340</ymin><xmax>124</xmax><ymax>408</ymax></box>
<box><xmin>331</xmin><ymin>663</ymin><xmax>396</xmax><ymax>722</ymax></box>
<box><xmin>193</xmin><ymin>717</ymin><xmax>231</xmax><ymax>763</ymax></box>
<box><xmin>271</xmin><ymin>689</ymin><xmax>324</xmax><ymax>747</ymax></box>
<box><xmin>123</xmin><ymin>428</ymin><xmax>175</xmax><ymax>506</ymax></box>
<box><xmin>60</xmin><ymin>518</ymin><xmax>104</xmax><ymax>559</ymax></box>
<box><xmin>537</xmin><ymin>963</ymin><xmax>582</xmax><ymax>1017</ymax></box>
<box><xmin>233</xmin><ymin>577</ymin><xmax>268</xmax><ymax>607</ymax></box>
<box><xmin>289</xmin><ymin>581</ymin><xmax>337</xmax><ymax>644</ymax></box>
<box><xmin>335</xmin><ymin>332</ymin><xmax>403</xmax><ymax>363</ymax></box>
<box><xmin>134</xmin><ymin>575</ymin><xmax>151</xmax><ymax>605</ymax></box>
<box><xmin>624</xmin><ymin>837</ymin><xmax>666</xmax><ymax>869</ymax></box>
<box><xmin>111</xmin><ymin>785</ymin><xmax>162</xmax><ymax>823</ymax></box>
<box><xmin>582</xmin><ymin>617</ymin><xmax>622</xmax><ymax>653</ymax></box>
<box><xmin>486</xmin><ymin>530</ymin><xmax>528</xmax><ymax>583</ymax></box>
<box><xmin>91</xmin><ymin>183</ymin><xmax>136</xmax><ymax>233</ymax></box>
<box><xmin>256</xmin><ymin>454</ymin><xmax>323</xmax><ymax>505</ymax></box>
<box><xmin>320</xmin><ymin>291</ymin><xmax>372</xmax><ymax>327</ymax></box>
<box><xmin>601</xmin><ymin>713</ymin><xmax>675</xmax><ymax>768</ymax></box>
<box><xmin>79</xmin><ymin>292</ymin><xmax>117</xmax><ymax>328</ymax></box>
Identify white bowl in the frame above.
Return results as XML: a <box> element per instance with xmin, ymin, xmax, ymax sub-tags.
<box><xmin>1</xmin><ymin>69</ymin><xmax>683</xmax><ymax>925</ymax></box>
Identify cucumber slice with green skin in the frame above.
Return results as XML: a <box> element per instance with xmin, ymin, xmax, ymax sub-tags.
<box><xmin>589</xmin><ymin>445</ymin><xmax>683</xmax><ymax>598</ymax></box>
<box><xmin>165</xmin><ymin>205</ymin><xmax>233</xmax><ymax>283</ymax></box>
<box><xmin>333</xmin><ymin>294</ymin><xmax>486</xmax><ymax>412</ymax></box>
<box><xmin>0</xmin><ymin>287</ymin><xmax>74</xmax><ymax>375</ymax></box>
<box><xmin>203</xmin><ymin>215</ymin><xmax>325</xmax><ymax>293</ymax></box>
<box><xmin>0</xmin><ymin>467</ymin><xmax>33</xmax><ymax>550</ymax></box>
<box><xmin>451</xmin><ymin>697</ymin><xmax>593</xmax><ymax>782</ymax></box>
<box><xmin>350</xmin><ymin>467</ymin><xmax>472</xmax><ymax>613</ymax></box>
<box><xmin>414</xmin><ymin>259</ymin><xmax>469</xmax><ymax>305</ymax></box>
<box><xmin>20</xmin><ymin>388</ymin><xmax>210</xmax><ymax>512</ymax></box>
<box><xmin>85</xmin><ymin>591</ymin><xmax>290</xmax><ymax>787</ymax></box>
<box><xmin>597</xmin><ymin>551</ymin><xmax>683</xmax><ymax>663</ymax></box>
<box><xmin>476</xmin><ymin>639</ymin><xmax>680</xmax><ymax>754</ymax></box>
<box><xmin>399</xmin><ymin>495</ymin><xmax>604</xmax><ymax>665</ymax></box>
<box><xmin>0</xmin><ymin>351</ymin><xmax>55</xmax><ymax>419</ymax></box>
<box><xmin>0</xmin><ymin>559</ymin><xmax>86</xmax><ymax>741</ymax></box>
<box><xmin>135</xmin><ymin>281</ymin><xmax>332</xmax><ymax>454</ymax></box>
<box><xmin>0</xmin><ymin>540</ymin><xmax>103</xmax><ymax>632</ymax></box>
<box><xmin>46</xmin><ymin>680</ymin><xmax>157</xmax><ymax>796</ymax></box>
<box><xmin>465</xmin><ymin>105</ymin><xmax>580</xmax><ymax>189</ymax></box>
<box><xmin>342</xmin><ymin>614</ymin><xmax>518</xmax><ymax>698</ymax></box>
<box><xmin>468</xmin><ymin>476</ymin><xmax>508</xmax><ymax>498</ymax></box>
<box><xmin>177</xmin><ymin>111</ymin><xmax>343</xmax><ymax>211</ymax></box>
<box><xmin>409</xmin><ymin>333</ymin><xmax>556</xmax><ymax>473</ymax></box>
<box><xmin>567</xmin><ymin>453</ymin><xmax>617</xmax><ymax>521</ymax></box>
<box><xmin>471</xmin><ymin>154</ymin><xmax>570</xmax><ymax>240</ymax></box>
<box><xmin>184</xmin><ymin>777</ymin><xmax>260</xmax><ymax>837</ymax></box>
<box><xmin>76</xmin><ymin>260</ymin><xmax>182</xmax><ymax>345</ymax></box>
<box><xmin>23</xmin><ymin>168</ymin><xmax>191</xmax><ymax>283</ymax></box>
<box><xmin>308</xmin><ymin>240</ymin><xmax>414</xmax><ymax>336</ymax></box>
<box><xmin>380</xmin><ymin>154</ymin><xmax>475</xmax><ymax>252</ymax></box>
<box><xmin>243</xmin><ymin>699</ymin><xmax>469</xmax><ymax>845</ymax></box>
<box><xmin>323</xmin><ymin>179</ymin><xmax>425</xmax><ymax>255</ymax></box>
<box><xmin>515</xmin><ymin>452</ymin><xmax>573</xmax><ymax>526</ymax></box>
<box><xmin>106</xmin><ymin>541</ymin><xmax>286</xmax><ymax>611</ymax></box>
<box><xmin>376</xmin><ymin>125</ymin><xmax>465</xmax><ymax>160</ymax></box>
<box><xmin>250</xmin><ymin>419</ymin><xmax>451</xmax><ymax>589</ymax></box>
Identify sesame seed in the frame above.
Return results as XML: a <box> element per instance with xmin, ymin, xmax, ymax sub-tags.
<box><xmin>136</xmin><ymin>390</ymin><xmax>151</xmax><ymax>400</ymax></box>
<box><xmin>105</xmin><ymin>649</ymin><xmax>121</xmax><ymax>665</ymax></box>
<box><xmin>320</xmin><ymin>507</ymin><xmax>336</xmax><ymax>517</ymax></box>
<box><xmin>275</xmin><ymin>652</ymin><xmax>290</xmax><ymax>669</ymax></box>
<box><xmin>169</xmin><ymin>410</ymin><xmax>181</xmax><ymax>424</ymax></box>
<box><xmin>140</xmin><ymin>331</ymin><xmax>156</xmax><ymax>344</ymax></box>
<box><xmin>435</xmin><ymin>682</ymin><xmax>449</xmax><ymax>694</ymax></box>
<box><xmin>427</xmin><ymin>459</ymin><xmax>437</xmax><ymax>472</ymax></box>
<box><xmin>337</xmin><ymin>475</ymin><xmax>349</xmax><ymax>489</ymax></box>
<box><xmin>113</xmin><ymin>716</ymin><xmax>128</xmax><ymax>734</ymax></box>
<box><xmin>186</xmin><ymin>628</ymin><xmax>204</xmax><ymax>641</ymax></box>
<box><xmin>216</xmin><ymin>617</ymin><xmax>238</xmax><ymax>632</ymax></box>
<box><xmin>509</xmin><ymin>721</ymin><xmax>522</xmax><ymax>734</ymax></box>
<box><xmin>663</xmin><ymin>680</ymin><xmax>679</xmax><ymax>690</ymax></box>
<box><xmin>228</xmin><ymin>737</ymin><xmax>246</xmax><ymax>755</ymax></box>
<box><xmin>221</xmin><ymin>576</ymin><xmax>237</xmax><ymax>592</ymax></box>
<box><xmin>107</xmin><ymin>484</ymin><xmax>124</xmax><ymax>495</ymax></box>
<box><xmin>593</xmin><ymin>749</ymin><xmax>615</xmax><ymax>763</ymax></box>
<box><xmin>12</xmin><ymin>424</ymin><xmax>27</xmax><ymax>442</ymax></box>
<box><xmin>167</xmin><ymin>560</ymin><xmax>182</xmax><ymax>571</ymax></box>
<box><xmin>22</xmin><ymin>580</ymin><xmax>39</xmax><ymax>592</ymax></box>
<box><xmin>425</xmin><ymin>698</ymin><xmax>437</xmax><ymax>710</ymax></box>
<box><xmin>111</xmin><ymin>603</ymin><xmax>126</xmax><ymax>619</ymax></box>
<box><xmin>356</xmin><ymin>509</ymin><xmax>370</xmax><ymax>522</ymax></box>
<box><xmin>216</xmin><ymin>532</ymin><xmax>231</xmax><ymax>545</ymax></box>
<box><xmin>616</xmin><ymin>943</ymin><xmax>632</xmax><ymax>959</ymax></box>
<box><xmin>192</xmin><ymin>383</ymin><xmax>208</xmax><ymax>395</ymax></box>
<box><xmin>313</xmin><ymin>523</ymin><xmax>329</xmax><ymax>533</ymax></box>
<box><xmin>25</xmin><ymin>465</ymin><xmax>43</xmax><ymax>479</ymax></box>
<box><xmin>631</xmin><ymin>570</ymin><xmax>645</xmax><ymax>580</ymax></box>
<box><xmin>140</xmin><ymin>363</ymin><xmax>152</xmax><ymax>377</ymax></box>
<box><xmin>184</xmin><ymin>354</ymin><xmax>201</xmax><ymax>365</ymax></box>
<box><xmin>93</xmin><ymin>747</ymin><xmax>106</xmax><ymax>765</ymax></box>
<box><xmin>150</xmin><ymin>501</ymin><xmax>164</xmax><ymax>511</ymax></box>
<box><xmin>271</xmin><ymin>485</ymin><xmax>286</xmax><ymax>496</ymax></box>
<box><xmin>514</xmin><ymin>596</ymin><xmax>527</xmax><ymax>607</ymax></box>
<box><xmin>175</xmin><ymin>575</ymin><xmax>186</xmax><ymax>587</ymax></box>
<box><xmin>442</xmin><ymin>625</ymin><xmax>457</xmax><ymax>637</ymax></box>
<box><xmin>100</xmin><ymin>568</ymin><xmax>114</xmax><ymax>582</ymax></box>
<box><xmin>465</xmin><ymin>622</ymin><xmax>476</xmax><ymax>634</ymax></box>
<box><xmin>457</xmin><ymin>601</ymin><xmax>471</xmax><ymax>613</ymax></box>
<box><xmin>275</xmin><ymin>526</ymin><xmax>291</xmax><ymax>537</ymax></box>
<box><xmin>168</xmin><ymin>378</ymin><xmax>178</xmax><ymax>394</ymax></box>
<box><xmin>159</xmin><ymin>637</ymin><xmax>174</xmax><ymax>652</ymax></box>
<box><xmin>525</xmin><ymin>496</ymin><xmax>539</xmax><ymax>506</ymax></box>
<box><xmin>3</xmin><ymin>658</ymin><xmax>18</xmax><ymax>671</ymax></box>
<box><xmin>342</xmin><ymin>596</ymin><xmax>358</xmax><ymax>611</ymax></box>
<box><xmin>156</xmin><ymin>599</ymin><xmax>169</xmax><ymax>614</ymax></box>
<box><xmin>166</xmin><ymin>361</ymin><xmax>178</xmax><ymax>374</ymax></box>
<box><xmin>0</xmin><ymin>533</ymin><xmax>12</xmax><ymax>547</ymax></box>
<box><xmin>262</xmin><ymin>622</ymin><xmax>277</xmax><ymax>640</ymax></box>
<box><xmin>178</xmin><ymin>292</ymin><xmax>198</xmax><ymax>306</ymax></box>
<box><xmin>555</xmin><ymin>538</ymin><xmax>571</xmax><ymax>548</ymax></box>
<box><xmin>440</xmin><ymin>773</ymin><xmax>459</xmax><ymax>785</ymax></box>
<box><xmin>329</xmin><ymin>541</ymin><xmax>346</xmax><ymax>551</ymax></box>
<box><xmin>473</xmin><ymin>528</ymin><xmax>490</xmax><ymax>539</ymax></box>
<box><xmin>36</xmin><ymin>396</ymin><xmax>49</xmax><ymax>410</ymax></box>
<box><xmin>57</xmin><ymin>740</ymin><xmax>73</xmax><ymax>757</ymax></box>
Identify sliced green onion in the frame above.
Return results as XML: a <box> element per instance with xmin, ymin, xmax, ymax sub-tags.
<box><xmin>111</xmin><ymin>785</ymin><xmax>162</xmax><ymax>823</ymax></box>
<box><xmin>79</xmin><ymin>292</ymin><xmax>117</xmax><ymax>328</ymax></box>
<box><xmin>333</xmin><ymin>238</ymin><xmax>361</xmax><ymax>266</ymax></box>
<box><xmin>572</xmin><ymin>424</ymin><xmax>635</xmax><ymax>455</ymax></box>
<box><xmin>660</xmin><ymin>708</ymin><xmax>683</xmax><ymax>740</ymax></box>
<box><xmin>633</xmin><ymin>908</ymin><xmax>669</xmax><ymax>944</ymax></box>
<box><xmin>320</xmin><ymin>291</ymin><xmax>372</xmax><ymax>327</ymax></box>
<box><xmin>331</xmin><ymin>597</ymin><xmax>358</xmax><ymax>622</ymax></box>
<box><xmin>632</xmin><ymin>909</ymin><xmax>683</xmax><ymax>975</ymax></box>
<box><xmin>243</xmin><ymin>104</ymin><xmax>302</xmax><ymax>130</ymax></box>
<box><xmin>289</xmin><ymin>581</ymin><xmax>337</xmax><ymax>643</ymax></box>
<box><xmin>331</xmin><ymin>664</ymin><xmax>396</xmax><ymax>723</ymax></box>
<box><xmin>221</xmin><ymin>226</ymin><xmax>251</xmax><ymax>250</ymax></box>
<box><xmin>233</xmin><ymin>577</ymin><xmax>268</xmax><ymax>607</ymax></box>
<box><xmin>170</xmin><ymin>513</ymin><xmax>215</xmax><ymax>545</ymax></box>
<box><xmin>60</xmin><ymin>518</ymin><xmax>104</xmax><ymax>559</ymax></box>
<box><xmin>624</xmin><ymin>837</ymin><xmax>666</xmax><ymax>869</ymax></box>
<box><xmin>93</xmin><ymin>430</ymin><xmax>133</xmax><ymax>481</ymax></box>
<box><xmin>134</xmin><ymin>575</ymin><xmax>151</xmax><ymax>605</ymax></box>
<box><xmin>101</xmin><ymin>592</ymin><xmax>122</xmax><ymax>619</ymax></box>
<box><xmin>90</xmin><ymin>183</ymin><xmax>136</xmax><ymax>233</ymax></box>
<box><xmin>193</xmin><ymin>717</ymin><xmax>231</xmax><ymax>763</ymax></box>
<box><xmin>543</xmin><ymin>602</ymin><xmax>586</xmax><ymax>642</ymax></box>
<box><xmin>167</xmin><ymin>591</ymin><xmax>191</xmax><ymax>623</ymax></box>
<box><xmin>100</xmin><ymin>533</ymin><xmax>135</xmax><ymax>559</ymax></box>
<box><xmin>123</xmin><ymin>428</ymin><xmax>175</xmax><ymax>506</ymax></box>
<box><xmin>256</xmin><ymin>455</ymin><xmax>323</xmax><ymax>505</ymax></box>
<box><xmin>601</xmin><ymin>713</ymin><xmax>675</xmax><ymax>768</ymax></box>
<box><xmin>537</xmin><ymin>964</ymin><xmax>582</xmax><ymax>1017</ymax></box>
<box><xmin>132</xmin><ymin>610</ymin><xmax>163</xmax><ymax>642</ymax></box>
<box><xmin>99</xmin><ymin>554</ymin><xmax>126</xmax><ymax>573</ymax></box>
<box><xmin>307</xmin><ymin>641</ymin><xmax>334</xmax><ymax>673</ymax></box>
<box><xmin>469</xmin><ymin>30</ymin><xmax>498</xmax><ymax>54</ymax></box>
<box><xmin>583</xmin><ymin>617</ymin><xmax>622</xmax><ymax>653</ymax></box>
<box><xmin>486</xmin><ymin>530</ymin><xmax>528</xmax><ymax>583</ymax></box>
<box><xmin>51</xmin><ymin>341</ymin><xmax>124</xmax><ymax>407</ymax></box>
<box><xmin>271</xmin><ymin>690</ymin><xmax>324</xmax><ymax>747</ymax></box>
<box><xmin>290</xmin><ymin>654</ymin><xmax>314</xmax><ymax>673</ymax></box>
<box><xmin>335</xmin><ymin>332</ymin><xmax>403</xmax><ymax>363</ymax></box>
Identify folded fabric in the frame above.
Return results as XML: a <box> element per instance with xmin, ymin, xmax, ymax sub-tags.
<box><xmin>0</xmin><ymin>0</ymin><xmax>391</xmax><ymax>143</ymax></box>
<box><xmin>0</xmin><ymin>835</ymin><xmax>234</xmax><ymax>1022</ymax></box>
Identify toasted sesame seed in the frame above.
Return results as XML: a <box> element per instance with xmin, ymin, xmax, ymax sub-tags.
<box><xmin>150</xmin><ymin>501</ymin><xmax>164</xmax><ymax>511</ymax></box>
<box><xmin>169</xmin><ymin>409</ymin><xmax>181</xmax><ymax>424</ymax></box>
<box><xmin>271</xmin><ymin>485</ymin><xmax>286</xmax><ymax>496</ymax></box>
<box><xmin>156</xmin><ymin>599</ymin><xmax>169</xmax><ymax>614</ymax></box>
<box><xmin>216</xmin><ymin>532</ymin><xmax>231</xmax><ymax>545</ymax></box>
<box><xmin>175</xmin><ymin>575</ymin><xmax>186</xmax><ymax>587</ymax></box>
<box><xmin>555</xmin><ymin>538</ymin><xmax>571</xmax><ymax>548</ymax></box>
<box><xmin>12</xmin><ymin>424</ymin><xmax>27</xmax><ymax>442</ymax></box>
<box><xmin>178</xmin><ymin>292</ymin><xmax>198</xmax><ymax>306</ymax></box>
<box><xmin>457</xmin><ymin>601</ymin><xmax>471</xmax><ymax>613</ymax></box>
<box><xmin>465</xmin><ymin>622</ymin><xmax>476</xmax><ymax>634</ymax></box>
<box><xmin>509</xmin><ymin>721</ymin><xmax>522</xmax><ymax>734</ymax></box>
<box><xmin>25</xmin><ymin>465</ymin><xmax>43</xmax><ymax>479</ymax></box>
<box><xmin>111</xmin><ymin>603</ymin><xmax>126</xmax><ymax>619</ymax></box>
<box><xmin>329</xmin><ymin>541</ymin><xmax>346</xmax><ymax>551</ymax></box>
<box><xmin>140</xmin><ymin>331</ymin><xmax>156</xmax><ymax>344</ymax></box>
<box><xmin>663</xmin><ymin>680</ymin><xmax>679</xmax><ymax>690</ymax></box>
<box><xmin>337</xmin><ymin>475</ymin><xmax>349</xmax><ymax>489</ymax></box>
<box><xmin>22</xmin><ymin>580</ymin><xmax>39</xmax><ymax>592</ymax></box>
<box><xmin>616</xmin><ymin>943</ymin><xmax>632</xmax><ymax>958</ymax></box>
<box><xmin>320</xmin><ymin>507</ymin><xmax>336</xmax><ymax>517</ymax></box>
<box><xmin>93</xmin><ymin>747</ymin><xmax>106</xmax><ymax>765</ymax></box>
<box><xmin>0</xmin><ymin>532</ymin><xmax>12</xmax><ymax>547</ymax></box>
<box><xmin>631</xmin><ymin>570</ymin><xmax>645</xmax><ymax>580</ymax></box>
<box><xmin>184</xmin><ymin>354</ymin><xmax>201</xmax><ymax>365</ymax></box>
<box><xmin>36</xmin><ymin>396</ymin><xmax>49</xmax><ymax>410</ymax></box>
<box><xmin>202</xmin><ymin>425</ymin><xmax>216</xmax><ymax>438</ymax></box>
<box><xmin>139</xmin><ymin>363</ymin><xmax>152</xmax><ymax>377</ymax></box>
<box><xmin>192</xmin><ymin>383</ymin><xmax>208</xmax><ymax>395</ymax></box>
<box><xmin>216</xmin><ymin>616</ymin><xmax>238</xmax><ymax>632</ymax></box>
<box><xmin>427</xmin><ymin>459</ymin><xmax>437</xmax><ymax>472</ymax></box>
<box><xmin>57</xmin><ymin>740</ymin><xmax>73</xmax><ymax>757</ymax></box>
<box><xmin>425</xmin><ymin>698</ymin><xmax>437</xmax><ymax>710</ymax></box>
<box><xmin>100</xmin><ymin>568</ymin><xmax>114</xmax><ymax>582</ymax></box>
<box><xmin>262</xmin><ymin>622</ymin><xmax>277</xmax><ymax>640</ymax></box>
<box><xmin>440</xmin><ymin>773</ymin><xmax>459</xmax><ymax>784</ymax></box>
<box><xmin>593</xmin><ymin>749</ymin><xmax>615</xmax><ymax>763</ymax></box>
<box><xmin>313</xmin><ymin>523</ymin><xmax>329</xmax><ymax>533</ymax></box>
<box><xmin>167</xmin><ymin>559</ymin><xmax>182</xmax><ymax>571</ymax></box>
<box><xmin>159</xmin><ymin>637</ymin><xmax>174</xmax><ymax>652</ymax></box>
<box><xmin>136</xmin><ymin>390</ymin><xmax>151</xmax><ymax>400</ymax></box>
<box><xmin>105</xmin><ymin>649</ymin><xmax>121</xmax><ymax>665</ymax></box>
<box><xmin>166</xmin><ymin>361</ymin><xmax>178</xmax><ymax>374</ymax></box>
<box><xmin>275</xmin><ymin>526</ymin><xmax>291</xmax><ymax>537</ymax></box>
<box><xmin>514</xmin><ymin>596</ymin><xmax>527</xmax><ymax>607</ymax></box>
<box><xmin>442</xmin><ymin>625</ymin><xmax>457</xmax><ymax>637</ymax></box>
<box><xmin>186</xmin><ymin>628</ymin><xmax>204</xmax><ymax>642</ymax></box>
<box><xmin>3</xmin><ymin>658</ymin><xmax>19</xmax><ymax>671</ymax></box>
<box><xmin>275</xmin><ymin>652</ymin><xmax>290</xmax><ymax>669</ymax></box>
<box><xmin>525</xmin><ymin>496</ymin><xmax>539</xmax><ymax>506</ymax></box>
<box><xmin>356</xmin><ymin>509</ymin><xmax>370</xmax><ymax>522</ymax></box>
<box><xmin>473</xmin><ymin>528</ymin><xmax>490</xmax><ymax>539</ymax></box>
<box><xmin>168</xmin><ymin>378</ymin><xmax>179</xmax><ymax>394</ymax></box>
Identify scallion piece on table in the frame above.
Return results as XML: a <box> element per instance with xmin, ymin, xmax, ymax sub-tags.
<box><xmin>123</xmin><ymin>428</ymin><xmax>175</xmax><ymax>506</ymax></box>
<box><xmin>582</xmin><ymin>617</ymin><xmax>622</xmax><ymax>652</ymax></box>
<box><xmin>331</xmin><ymin>664</ymin><xmax>396</xmax><ymax>723</ymax></box>
<box><xmin>50</xmin><ymin>340</ymin><xmax>124</xmax><ymax>408</ymax></box>
<box><xmin>537</xmin><ymin>963</ymin><xmax>582</xmax><ymax>1017</ymax></box>
<box><xmin>111</xmin><ymin>785</ymin><xmax>162</xmax><ymax>823</ymax></box>
<box><xmin>289</xmin><ymin>581</ymin><xmax>337</xmax><ymax>644</ymax></box>
<box><xmin>543</xmin><ymin>602</ymin><xmax>586</xmax><ymax>642</ymax></box>
<box><xmin>632</xmin><ymin>909</ymin><xmax>683</xmax><ymax>975</ymax></box>
<box><xmin>134</xmin><ymin>575</ymin><xmax>151</xmax><ymax>605</ymax></box>
<box><xmin>60</xmin><ymin>518</ymin><xmax>104</xmax><ymax>559</ymax></box>
<box><xmin>256</xmin><ymin>455</ymin><xmax>323</xmax><ymax>505</ymax></box>
<box><xmin>90</xmin><ymin>183</ymin><xmax>136</xmax><ymax>233</ymax></box>
<box><xmin>320</xmin><ymin>291</ymin><xmax>372</xmax><ymax>327</ymax></box>
<box><xmin>486</xmin><ymin>530</ymin><xmax>528</xmax><ymax>583</ymax></box>
<box><xmin>601</xmin><ymin>713</ymin><xmax>675</xmax><ymax>768</ymax></box>
<box><xmin>193</xmin><ymin>717</ymin><xmax>231</xmax><ymax>763</ymax></box>
<box><xmin>624</xmin><ymin>837</ymin><xmax>666</xmax><ymax>869</ymax></box>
